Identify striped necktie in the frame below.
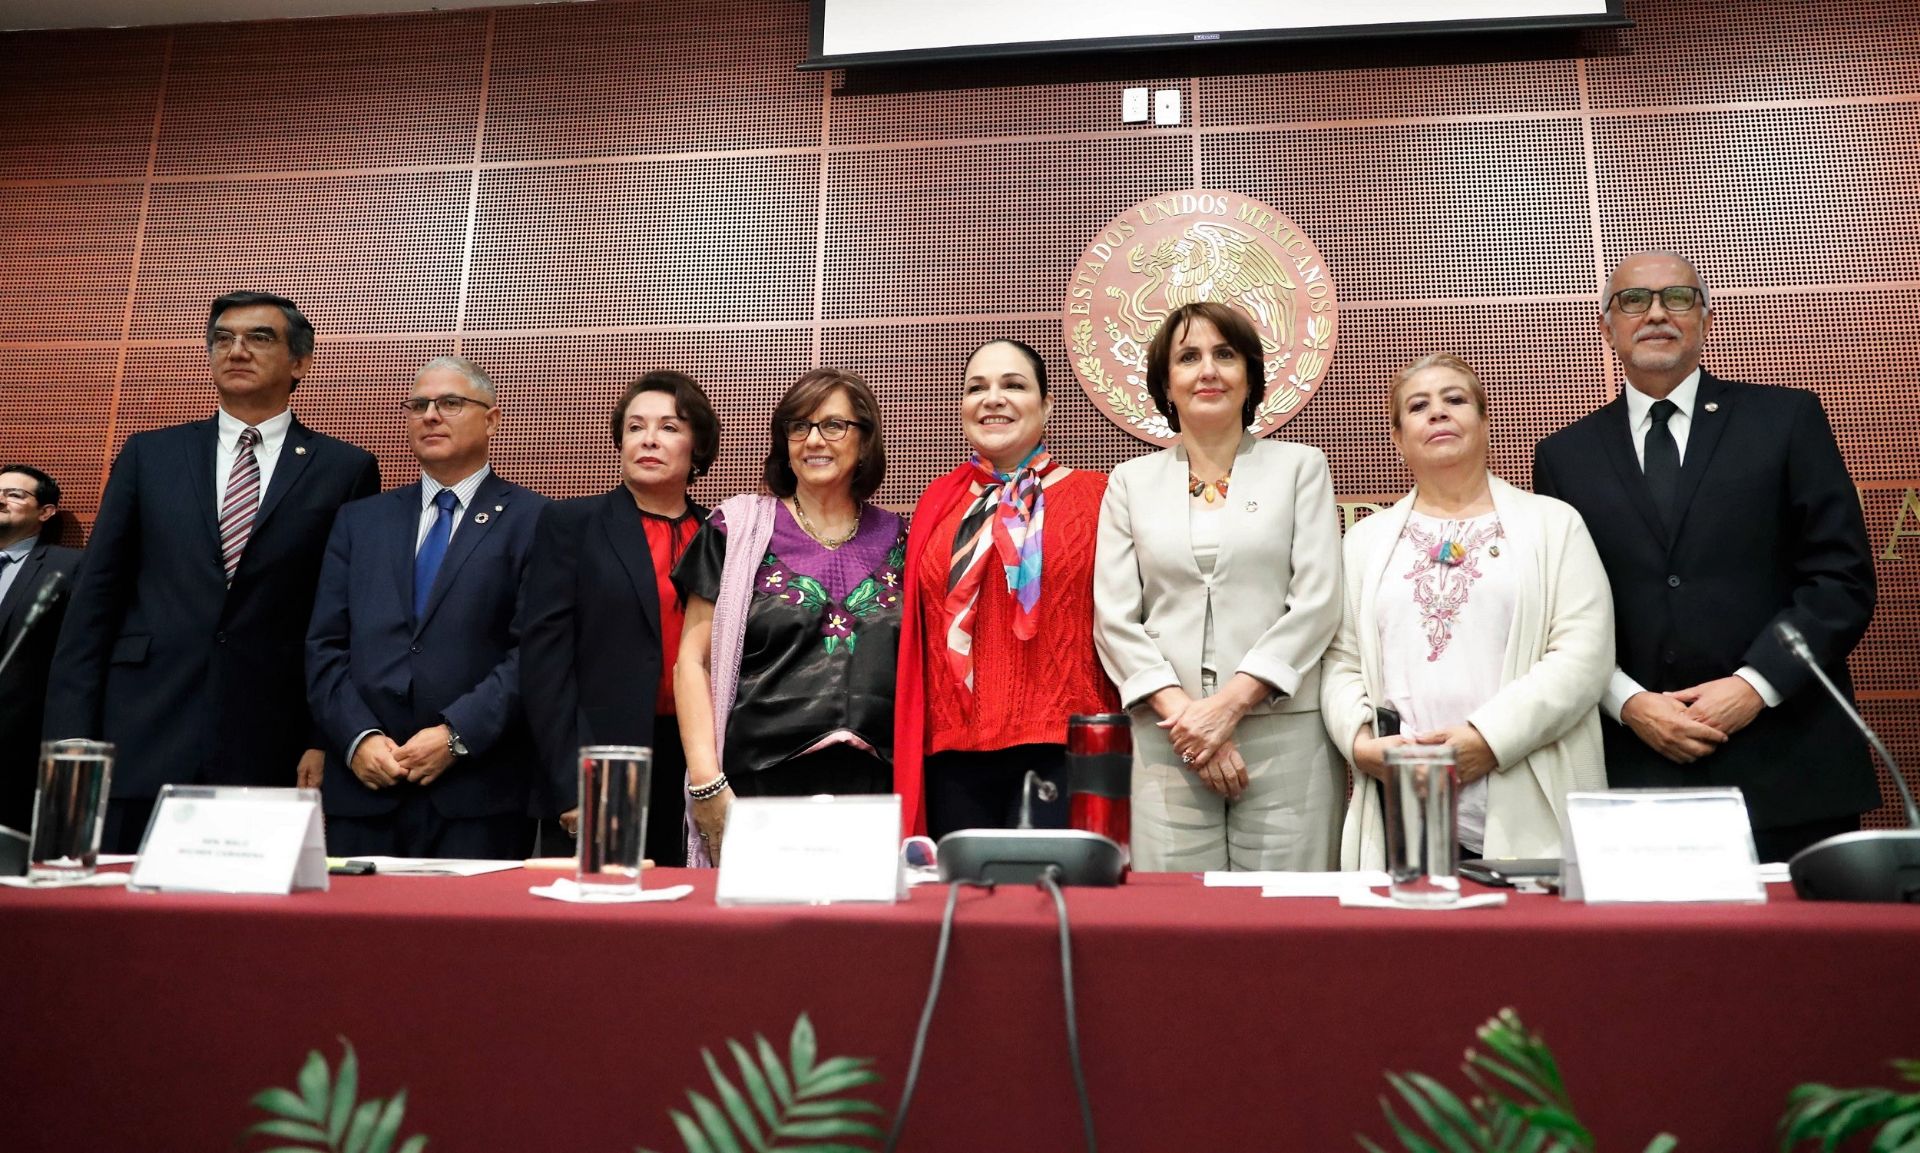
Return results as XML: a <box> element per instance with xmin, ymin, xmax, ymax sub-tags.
<box><xmin>219</xmin><ymin>427</ymin><xmax>263</xmax><ymax>583</ymax></box>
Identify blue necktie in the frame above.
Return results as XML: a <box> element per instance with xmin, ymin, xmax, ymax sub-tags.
<box><xmin>414</xmin><ymin>488</ymin><xmax>459</xmax><ymax>619</ymax></box>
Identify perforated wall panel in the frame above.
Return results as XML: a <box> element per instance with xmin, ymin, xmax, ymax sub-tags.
<box><xmin>0</xmin><ymin>0</ymin><xmax>1914</xmax><ymax>824</ymax></box>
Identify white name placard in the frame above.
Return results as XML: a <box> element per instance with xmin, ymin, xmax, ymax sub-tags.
<box><xmin>1561</xmin><ymin>788</ymin><xmax>1765</xmax><ymax>904</ymax></box>
<box><xmin>715</xmin><ymin>794</ymin><xmax>902</xmax><ymax>906</ymax></box>
<box><xmin>129</xmin><ymin>785</ymin><xmax>329</xmax><ymax>895</ymax></box>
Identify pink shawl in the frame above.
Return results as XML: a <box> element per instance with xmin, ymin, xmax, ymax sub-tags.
<box><xmin>685</xmin><ymin>492</ymin><xmax>778</xmax><ymax>868</ymax></box>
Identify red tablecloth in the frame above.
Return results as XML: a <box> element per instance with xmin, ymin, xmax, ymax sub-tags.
<box><xmin>3</xmin><ymin>870</ymin><xmax>1916</xmax><ymax>1152</ymax></box>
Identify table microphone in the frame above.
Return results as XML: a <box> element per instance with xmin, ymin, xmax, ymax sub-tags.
<box><xmin>0</xmin><ymin>569</ymin><xmax>67</xmax><ymax>683</ymax></box>
<box><xmin>1774</xmin><ymin>620</ymin><xmax>1920</xmax><ymax>903</ymax></box>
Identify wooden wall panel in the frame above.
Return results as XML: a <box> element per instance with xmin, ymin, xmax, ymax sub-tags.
<box><xmin>0</xmin><ymin>0</ymin><xmax>1915</xmax><ymax>827</ymax></box>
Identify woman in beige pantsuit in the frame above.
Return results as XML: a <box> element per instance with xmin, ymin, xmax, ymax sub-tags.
<box><xmin>1093</xmin><ymin>301</ymin><xmax>1345</xmax><ymax>872</ymax></box>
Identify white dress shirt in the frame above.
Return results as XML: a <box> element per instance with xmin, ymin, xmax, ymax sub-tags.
<box><xmin>416</xmin><ymin>464</ymin><xmax>491</xmax><ymax>553</ymax></box>
<box><xmin>214</xmin><ymin>407</ymin><xmax>293</xmax><ymax>513</ymax></box>
<box><xmin>1604</xmin><ymin>370</ymin><xmax>1780</xmax><ymax>720</ymax></box>
<box><xmin>0</xmin><ymin>535</ymin><xmax>33</xmax><ymax>605</ymax></box>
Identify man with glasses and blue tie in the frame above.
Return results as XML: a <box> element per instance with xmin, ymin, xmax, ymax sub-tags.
<box><xmin>305</xmin><ymin>357</ymin><xmax>546</xmax><ymax>858</ymax></box>
<box><xmin>46</xmin><ymin>292</ymin><xmax>380</xmax><ymax>852</ymax></box>
<box><xmin>1534</xmin><ymin>252</ymin><xmax>1878</xmax><ymax>862</ymax></box>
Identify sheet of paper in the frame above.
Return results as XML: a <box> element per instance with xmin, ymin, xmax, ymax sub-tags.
<box><xmin>1206</xmin><ymin>870</ymin><xmax>1389</xmax><ymax>889</ymax></box>
<box><xmin>1259</xmin><ymin>872</ymin><xmax>1391</xmax><ymax>897</ymax></box>
<box><xmin>529</xmin><ymin>878</ymin><xmax>693</xmax><ymax>903</ymax></box>
<box><xmin>350</xmin><ymin>857</ymin><xmax>523</xmax><ymax>877</ymax></box>
<box><xmin>1338</xmin><ymin>888</ymin><xmax>1508</xmax><ymax>910</ymax></box>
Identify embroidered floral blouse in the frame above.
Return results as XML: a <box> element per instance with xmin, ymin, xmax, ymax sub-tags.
<box><xmin>1375</xmin><ymin>510</ymin><xmax>1515</xmax><ymax>854</ymax></box>
<box><xmin>673</xmin><ymin>502</ymin><xmax>906</xmax><ymax>779</ymax></box>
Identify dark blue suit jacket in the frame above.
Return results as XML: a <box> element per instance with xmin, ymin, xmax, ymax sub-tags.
<box><xmin>1534</xmin><ymin>371</ymin><xmax>1878</xmax><ymax>829</ymax></box>
<box><xmin>1</xmin><ymin>540</ymin><xmax>84</xmax><ymax>831</ymax></box>
<box><xmin>45</xmin><ymin>417</ymin><xmax>380</xmax><ymax>797</ymax></box>
<box><xmin>306</xmin><ymin>472</ymin><xmax>546</xmax><ymax>819</ymax></box>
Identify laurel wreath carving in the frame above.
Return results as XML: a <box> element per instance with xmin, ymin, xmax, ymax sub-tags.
<box><xmin>1077</xmin><ymin>319</ymin><xmax>1173</xmax><ymax>438</ymax></box>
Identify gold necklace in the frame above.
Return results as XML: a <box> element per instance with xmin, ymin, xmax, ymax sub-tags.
<box><xmin>1187</xmin><ymin>471</ymin><xmax>1231</xmax><ymax>503</ymax></box>
<box><xmin>789</xmin><ymin>497</ymin><xmax>859</xmax><ymax>549</ymax></box>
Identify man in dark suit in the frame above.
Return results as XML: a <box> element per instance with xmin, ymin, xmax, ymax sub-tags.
<box><xmin>1534</xmin><ymin>251</ymin><xmax>1878</xmax><ymax>862</ymax></box>
<box><xmin>306</xmin><ymin>357</ymin><xmax>545</xmax><ymax>858</ymax></box>
<box><xmin>45</xmin><ymin>292</ymin><xmax>381</xmax><ymax>852</ymax></box>
<box><xmin>0</xmin><ymin>465</ymin><xmax>83</xmax><ymax>833</ymax></box>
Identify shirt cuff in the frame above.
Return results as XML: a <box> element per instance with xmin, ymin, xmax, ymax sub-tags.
<box><xmin>1735</xmin><ymin>666</ymin><xmax>1783</xmax><ymax>708</ymax></box>
<box><xmin>345</xmin><ymin>729</ymin><xmax>383</xmax><ymax>768</ymax></box>
<box><xmin>1602</xmin><ymin>668</ymin><xmax>1646</xmax><ymax>724</ymax></box>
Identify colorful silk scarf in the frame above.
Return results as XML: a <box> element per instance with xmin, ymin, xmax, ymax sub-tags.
<box><xmin>941</xmin><ymin>445</ymin><xmax>1059</xmax><ymax>695</ymax></box>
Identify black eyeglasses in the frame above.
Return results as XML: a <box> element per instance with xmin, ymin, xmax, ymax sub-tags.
<box><xmin>1608</xmin><ymin>286</ymin><xmax>1706</xmax><ymax>315</ymax></box>
<box><xmin>782</xmin><ymin>417</ymin><xmax>868</xmax><ymax>442</ymax></box>
<box><xmin>401</xmin><ymin>395</ymin><xmax>493</xmax><ymax>418</ymax></box>
<box><xmin>209</xmin><ymin>329</ymin><xmax>283</xmax><ymax>355</ymax></box>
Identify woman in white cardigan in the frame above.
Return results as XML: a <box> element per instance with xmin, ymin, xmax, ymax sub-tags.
<box><xmin>1095</xmin><ymin>302</ymin><xmax>1344</xmax><ymax>871</ymax></box>
<box><xmin>1322</xmin><ymin>354</ymin><xmax>1614</xmax><ymax>868</ymax></box>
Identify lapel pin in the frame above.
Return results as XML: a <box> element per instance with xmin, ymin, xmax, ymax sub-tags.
<box><xmin>1703</xmin><ymin>402</ymin><xmax>1719</xmax><ymax>413</ymax></box>
<box><xmin>294</xmin><ymin>446</ymin><xmax>307</xmax><ymax>455</ymax></box>
<box><xmin>494</xmin><ymin>504</ymin><xmax>503</xmax><ymax>512</ymax></box>
<box><xmin>1244</xmin><ymin>500</ymin><xmax>1259</xmax><ymax>513</ymax></box>
<box><xmin>473</xmin><ymin>512</ymin><xmax>490</xmax><ymax>524</ymax></box>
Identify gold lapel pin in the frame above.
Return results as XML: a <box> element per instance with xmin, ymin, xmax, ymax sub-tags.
<box><xmin>1703</xmin><ymin>402</ymin><xmax>1719</xmax><ymax>413</ymax></box>
<box><xmin>472</xmin><ymin>512</ymin><xmax>490</xmax><ymax>524</ymax></box>
<box><xmin>293</xmin><ymin>446</ymin><xmax>308</xmax><ymax>455</ymax></box>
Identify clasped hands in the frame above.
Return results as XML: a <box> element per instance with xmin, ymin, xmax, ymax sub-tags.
<box><xmin>1622</xmin><ymin>676</ymin><xmax>1763</xmax><ymax>764</ymax></box>
<box><xmin>1351</xmin><ymin>723</ymin><xmax>1498</xmax><ymax>785</ymax></box>
<box><xmin>348</xmin><ymin>725</ymin><xmax>458</xmax><ymax>789</ymax></box>
<box><xmin>1153</xmin><ymin>683</ymin><xmax>1256</xmax><ymax>800</ymax></box>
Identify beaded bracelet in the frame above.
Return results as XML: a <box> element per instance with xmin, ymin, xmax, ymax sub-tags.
<box><xmin>688</xmin><ymin>774</ymin><xmax>730</xmax><ymax>802</ymax></box>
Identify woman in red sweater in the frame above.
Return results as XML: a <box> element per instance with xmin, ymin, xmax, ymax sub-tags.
<box><xmin>895</xmin><ymin>339</ymin><xmax>1121</xmax><ymax>839</ymax></box>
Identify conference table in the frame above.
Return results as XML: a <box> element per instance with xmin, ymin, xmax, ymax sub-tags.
<box><xmin>4</xmin><ymin>868</ymin><xmax>1917</xmax><ymax>1153</ymax></box>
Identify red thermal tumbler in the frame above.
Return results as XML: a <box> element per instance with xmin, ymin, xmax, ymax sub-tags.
<box><xmin>1067</xmin><ymin>713</ymin><xmax>1132</xmax><ymax>877</ymax></box>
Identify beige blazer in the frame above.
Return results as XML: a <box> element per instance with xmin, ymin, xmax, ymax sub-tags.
<box><xmin>1094</xmin><ymin>435</ymin><xmax>1342</xmax><ymax>715</ymax></box>
<box><xmin>1322</xmin><ymin>475</ymin><xmax>1614</xmax><ymax>867</ymax></box>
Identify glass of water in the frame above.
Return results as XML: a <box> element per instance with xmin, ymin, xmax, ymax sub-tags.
<box><xmin>29</xmin><ymin>740</ymin><xmax>114</xmax><ymax>883</ymax></box>
<box><xmin>1383</xmin><ymin>744</ymin><xmax>1459</xmax><ymax>906</ymax></box>
<box><xmin>577</xmin><ymin>746</ymin><xmax>651</xmax><ymax>897</ymax></box>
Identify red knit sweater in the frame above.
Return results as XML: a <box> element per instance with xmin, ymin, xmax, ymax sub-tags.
<box><xmin>912</xmin><ymin>469</ymin><xmax>1121</xmax><ymax>753</ymax></box>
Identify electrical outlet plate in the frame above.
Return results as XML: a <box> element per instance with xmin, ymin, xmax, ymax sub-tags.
<box><xmin>1154</xmin><ymin>88</ymin><xmax>1181</xmax><ymax>125</ymax></box>
<box><xmin>1122</xmin><ymin>87</ymin><xmax>1149</xmax><ymax>124</ymax></box>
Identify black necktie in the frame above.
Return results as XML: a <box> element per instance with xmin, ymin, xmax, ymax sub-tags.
<box><xmin>1644</xmin><ymin>398</ymin><xmax>1680</xmax><ymax>530</ymax></box>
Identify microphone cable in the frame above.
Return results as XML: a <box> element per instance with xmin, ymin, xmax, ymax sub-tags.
<box><xmin>884</xmin><ymin>879</ymin><xmax>992</xmax><ymax>1153</ymax></box>
<box><xmin>1038</xmin><ymin>866</ymin><xmax>1098</xmax><ymax>1153</ymax></box>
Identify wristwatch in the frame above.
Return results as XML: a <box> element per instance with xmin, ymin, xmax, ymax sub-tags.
<box><xmin>445</xmin><ymin>724</ymin><xmax>469</xmax><ymax>758</ymax></box>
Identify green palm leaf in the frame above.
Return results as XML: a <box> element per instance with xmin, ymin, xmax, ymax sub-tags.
<box><xmin>248</xmin><ymin>1118</ymin><xmax>332</xmax><ymax>1144</ymax></box>
<box><xmin>1359</xmin><ymin>1010</ymin><xmax>1665</xmax><ymax>1153</ymax></box>
<box><xmin>688</xmin><ymin>1091</ymin><xmax>747</xmax><ymax>1153</ymax></box>
<box><xmin>365</xmin><ymin>1089</ymin><xmax>409</xmax><ymax>1153</ymax></box>
<box><xmin>343</xmin><ymin>1098</ymin><xmax>383</xmax><ymax>1153</ymax></box>
<box><xmin>251</xmin><ymin>1088</ymin><xmax>323</xmax><ymax>1125</ymax></box>
<box><xmin>728</xmin><ymin>1040</ymin><xmax>782</xmax><ymax>1134</ymax></box>
<box><xmin>756</xmin><ymin>1036</ymin><xmax>794</xmax><ymax>1111</ymax></box>
<box><xmin>245</xmin><ymin>1039</ymin><xmax>428</xmax><ymax>1153</ymax></box>
<box><xmin>297</xmin><ymin>1050</ymin><xmax>331</xmax><ymax>1123</ymax></box>
<box><xmin>1781</xmin><ymin>1063</ymin><xmax>1920</xmax><ymax>1153</ymax></box>
<box><xmin>704</xmin><ymin>1049</ymin><xmax>769</xmax><ymax>1151</ymax></box>
<box><xmin>640</xmin><ymin>1014</ymin><xmax>884</xmax><ymax>1153</ymax></box>
<box><xmin>330</xmin><ymin>1042</ymin><xmax>360</xmax><ymax>1147</ymax></box>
